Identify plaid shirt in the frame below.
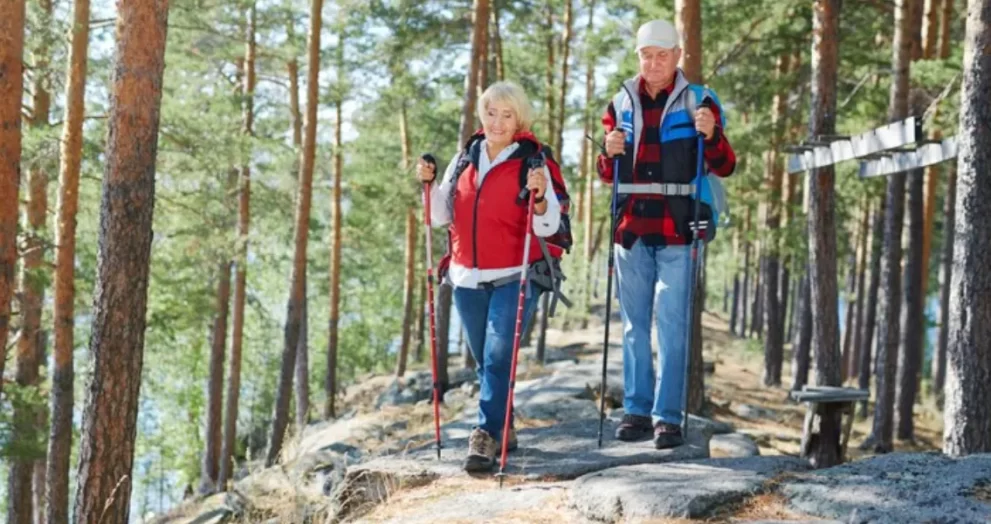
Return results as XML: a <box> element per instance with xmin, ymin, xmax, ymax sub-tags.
<box><xmin>597</xmin><ymin>78</ymin><xmax>736</xmax><ymax>248</ymax></box>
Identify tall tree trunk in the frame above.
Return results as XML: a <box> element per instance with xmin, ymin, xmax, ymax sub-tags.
<box><xmin>841</xmin><ymin>251</ymin><xmax>857</xmax><ymax>381</ymax></box>
<box><xmin>460</xmin><ymin>0</ymin><xmax>489</xmax><ymax>144</ymax></box>
<box><xmin>921</xmin><ymin>132</ymin><xmax>941</xmax><ymax>297</ymax></box>
<box><xmin>896</xmin><ymin>163</ymin><xmax>925</xmax><ymax>441</ymax></box>
<box><xmin>730</xmin><ymin>229</ymin><xmax>741</xmax><ymax>335</ymax></box>
<box><xmin>806</xmin><ymin>0</ymin><xmax>843</xmax><ymax>469</ymax></box>
<box><xmin>9</xmin><ymin>13</ymin><xmax>53</xmax><ymax>517</ymax></box>
<box><xmin>48</xmin><ymin>0</ymin><xmax>90</xmax><ymax>515</ymax></box>
<box><xmin>750</xmin><ymin>256</ymin><xmax>762</xmax><ymax>338</ymax></box>
<box><xmin>477</xmin><ymin>8</ymin><xmax>489</xmax><ymax>92</ymax></box>
<box><xmin>397</xmin><ymin>208</ymin><xmax>417</xmax><ymax>377</ymax></box>
<box><xmin>0</xmin><ymin>0</ymin><xmax>27</xmax><ymax>395</ymax></box>
<box><xmin>792</xmin><ymin>270</ymin><xmax>812</xmax><ymax>391</ymax></box>
<box><xmin>859</xmin><ymin>199</ymin><xmax>885</xmax><ymax>418</ymax></box>
<box><xmin>762</xmin><ymin>53</ymin><xmax>791</xmax><ymax>388</ymax></box>
<box><xmin>295</xmin><ymin>292</ymin><xmax>309</xmax><ymax>427</ymax></box>
<box><xmin>867</xmin><ymin>0</ymin><xmax>912</xmax><ymax>454</ymax></box>
<box><xmin>932</xmin><ymin>166</ymin><xmax>956</xmax><ymax>405</ymax></box>
<box><xmin>220</xmin><ymin>5</ymin><xmax>256</xmax><ymax>486</ymax></box>
<box><xmin>72</xmin><ymin>0</ymin><xmax>169</xmax><ymax>519</ymax></box>
<box><xmin>943</xmin><ymin>0</ymin><xmax>991</xmax><ymax>456</ymax></box>
<box><xmin>491</xmin><ymin>0</ymin><xmax>504</xmax><ymax>81</ymax></box>
<box><xmin>554</xmin><ymin>0</ymin><xmax>573</xmax><ymax>156</ymax></box>
<box><xmin>676</xmin><ymin>0</ymin><xmax>703</xmax><ymax>82</ymax></box>
<box><xmin>544</xmin><ymin>2</ymin><xmax>556</xmax><ymax>138</ymax></box>
<box><xmin>581</xmin><ymin>0</ymin><xmax>596</xmax><ymax>317</ymax></box>
<box><xmin>200</xmin><ymin>262</ymin><xmax>231</xmax><ymax>494</ymax></box>
<box><xmin>937</xmin><ymin>0</ymin><xmax>952</xmax><ymax>58</ymax></box>
<box><xmin>922</xmin><ymin>0</ymin><xmax>941</xmax><ymax>58</ymax></box>
<box><xmin>851</xmin><ymin>198</ymin><xmax>871</xmax><ymax>380</ymax></box>
<box><xmin>267</xmin><ymin>0</ymin><xmax>322</xmax><ymax>467</ymax></box>
<box><xmin>741</xmin><ymin>208</ymin><xmax>752</xmax><ymax>337</ymax></box>
<box><xmin>325</xmin><ymin>18</ymin><xmax>345</xmax><ymax>421</ymax></box>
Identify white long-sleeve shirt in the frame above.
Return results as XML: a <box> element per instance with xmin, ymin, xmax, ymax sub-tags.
<box><xmin>429</xmin><ymin>140</ymin><xmax>561</xmax><ymax>289</ymax></box>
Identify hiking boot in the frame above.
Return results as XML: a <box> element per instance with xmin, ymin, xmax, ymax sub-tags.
<box><xmin>653</xmin><ymin>422</ymin><xmax>684</xmax><ymax>449</ymax></box>
<box><xmin>615</xmin><ymin>414</ymin><xmax>653</xmax><ymax>442</ymax></box>
<box><xmin>463</xmin><ymin>428</ymin><xmax>498</xmax><ymax>472</ymax></box>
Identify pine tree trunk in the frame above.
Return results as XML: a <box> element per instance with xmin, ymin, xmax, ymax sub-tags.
<box><xmin>220</xmin><ymin>6</ymin><xmax>256</xmax><ymax>485</ymax></box>
<box><xmin>750</xmin><ymin>256</ymin><xmax>762</xmax><ymax>338</ymax></box>
<box><xmin>730</xmin><ymin>230</ymin><xmax>741</xmax><ymax>335</ymax></box>
<box><xmin>676</xmin><ymin>0</ymin><xmax>703</xmax><ymax>82</ymax></box>
<box><xmin>477</xmin><ymin>9</ymin><xmax>489</xmax><ymax>92</ymax></box>
<box><xmin>460</xmin><ymin>0</ymin><xmax>489</xmax><ymax>144</ymax></box>
<box><xmin>544</xmin><ymin>3</ymin><xmax>556</xmax><ymax>138</ymax></box>
<box><xmin>792</xmin><ymin>271</ymin><xmax>812</xmax><ymax>391</ymax></box>
<box><xmin>554</xmin><ymin>0</ymin><xmax>573</xmax><ymax>156</ymax></box>
<box><xmin>268</xmin><ymin>0</ymin><xmax>322</xmax><ymax>467</ymax></box>
<box><xmin>9</xmin><ymin>20</ymin><xmax>53</xmax><ymax>518</ymax></box>
<box><xmin>937</xmin><ymin>0</ymin><xmax>952</xmax><ymax>58</ymax></box>
<box><xmin>932</xmin><ymin>166</ymin><xmax>956</xmax><ymax>404</ymax></box>
<box><xmin>921</xmin><ymin>133</ymin><xmax>940</xmax><ymax>297</ymax></box>
<box><xmin>741</xmin><ymin>209</ymin><xmax>752</xmax><ymax>337</ymax></box>
<box><xmin>806</xmin><ymin>0</ymin><xmax>843</xmax><ymax>469</ymax></box>
<box><xmin>200</xmin><ymin>262</ymin><xmax>231</xmax><ymax>494</ymax></box>
<box><xmin>397</xmin><ymin>208</ymin><xmax>417</xmax><ymax>377</ymax></box>
<box><xmin>762</xmin><ymin>52</ymin><xmax>790</xmax><ymax>388</ymax></box>
<box><xmin>581</xmin><ymin>0</ymin><xmax>596</xmax><ymax>317</ymax></box>
<box><xmin>943</xmin><ymin>0</ymin><xmax>991</xmax><ymax>456</ymax></box>
<box><xmin>71</xmin><ymin>0</ymin><xmax>169</xmax><ymax>519</ymax></box>
<box><xmin>491</xmin><ymin>0</ymin><xmax>504</xmax><ymax>82</ymax></box>
<box><xmin>909</xmin><ymin>0</ymin><xmax>924</xmax><ymax>60</ymax></box>
<box><xmin>841</xmin><ymin>251</ymin><xmax>856</xmax><ymax>381</ymax></box>
<box><xmin>48</xmin><ymin>0</ymin><xmax>89</xmax><ymax>515</ymax></box>
<box><xmin>295</xmin><ymin>293</ymin><xmax>309</xmax><ymax>428</ymax></box>
<box><xmin>0</xmin><ymin>0</ymin><xmax>27</xmax><ymax>394</ymax></box>
<box><xmin>324</xmin><ymin>20</ymin><xmax>345</xmax><ymax>421</ymax></box>
<box><xmin>858</xmin><ymin>200</ymin><xmax>885</xmax><ymax>418</ymax></box>
<box><xmin>922</xmin><ymin>0</ymin><xmax>941</xmax><ymax>58</ymax></box>
<box><xmin>33</xmin><ymin>334</ymin><xmax>49</xmax><ymax>523</ymax></box>
<box><xmin>867</xmin><ymin>0</ymin><xmax>911</xmax><ymax>454</ymax></box>
<box><xmin>851</xmin><ymin>198</ymin><xmax>871</xmax><ymax>380</ymax></box>
<box><xmin>896</xmin><ymin>163</ymin><xmax>924</xmax><ymax>441</ymax></box>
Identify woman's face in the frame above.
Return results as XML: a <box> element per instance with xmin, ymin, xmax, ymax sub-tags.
<box><xmin>482</xmin><ymin>99</ymin><xmax>519</xmax><ymax>147</ymax></box>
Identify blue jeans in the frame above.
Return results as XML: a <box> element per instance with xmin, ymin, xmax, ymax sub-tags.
<box><xmin>615</xmin><ymin>240</ymin><xmax>693</xmax><ymax>426</ymax></box>
<box><xmin>454</xmin><ymin>281</ymin><xmax>540</xmax><ymax>441</ymax></box>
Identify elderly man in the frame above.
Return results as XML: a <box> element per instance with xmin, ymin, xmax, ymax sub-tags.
<box><xmin>597</xmin><ymin>19</ymin><xmax>736</xmax><ymax>449</ymax></box>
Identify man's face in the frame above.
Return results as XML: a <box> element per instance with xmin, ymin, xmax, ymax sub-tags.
<box><xmin>638</xmin><ymin>46</ymin><xmax>681</xmax><ymax>85</ymax></box>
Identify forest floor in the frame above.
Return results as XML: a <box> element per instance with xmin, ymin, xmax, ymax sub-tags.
<box><xmin>153</xmin><ymin>307</ymin><xmax>948</xmax><ymax>523</ymax></box>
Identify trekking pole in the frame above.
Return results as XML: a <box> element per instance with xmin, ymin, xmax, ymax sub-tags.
<box><xmin>681</xmin><ymin>99</ymin><xmax>711</xmax><ymax>442</ymax></box>
<box><xmin>421</xmin><ymin>153</ymin><xmax>443</xmax><ymax>460</ymax></box>
<box><xmin>497</xmin><ymin>158</ymin><xmax>542</xmax><ymax>488</ymax></box>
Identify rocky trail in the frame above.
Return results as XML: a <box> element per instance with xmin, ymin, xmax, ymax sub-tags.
<box><xmin>152</xmin><ymin>312</ymin><xmax>990</xmax><ymax>524</ymax></box>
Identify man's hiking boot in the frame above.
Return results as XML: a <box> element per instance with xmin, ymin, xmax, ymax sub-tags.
<box><xmin>653</xmin><ymin>422</ymin><xmax>684</xmax><ymax>449</ymax></box>
<box><xmin>615</xmin><ymin>414</ymin><xmax>652</xmax><ymax>441</ymax></box>
<box><xmin>463</xmin><ymin>428</ymin><xmax>498</xmax><ymax>472</ymax></box>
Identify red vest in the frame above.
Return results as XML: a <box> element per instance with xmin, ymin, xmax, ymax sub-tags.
<box><xmin>450</xmin><ymin>138</ymin><xmax>551</xmax><ymax>270</ymax></box>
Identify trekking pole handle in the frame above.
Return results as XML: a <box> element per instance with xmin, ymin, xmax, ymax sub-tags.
<box><xmin>517</xmin><ymin>154</ymin><xmax>547</xmax><ymax>205</ymax></box>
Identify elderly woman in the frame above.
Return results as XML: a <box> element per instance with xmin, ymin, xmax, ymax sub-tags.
<box><xmin>417</xmin><ymin>81</ymin><xmax>562</xmax><ymax>472</ymax></box>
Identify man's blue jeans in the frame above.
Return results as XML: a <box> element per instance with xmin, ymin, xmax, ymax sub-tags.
<box><xmin>615</xmin><ymin>240</ymin><xmax>693</xmax><ymax>427</ymax></box>
<box><xmin>454</xmin><ymin>282</ymin><xmax>539</xmax><ymax>441</ymax></box>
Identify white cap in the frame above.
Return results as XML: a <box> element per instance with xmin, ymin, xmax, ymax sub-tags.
<box><xmin>636</xmin><ymin>20</ymin><xmax>680</xmax><ymax>51</ymax></box>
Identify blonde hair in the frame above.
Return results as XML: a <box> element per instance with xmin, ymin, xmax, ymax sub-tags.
<box><xmin>477</xmin><ymin>81</ymin><xmax>534</xmax><ymax>132</ymax></box>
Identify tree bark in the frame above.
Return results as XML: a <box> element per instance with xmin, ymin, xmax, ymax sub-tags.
<box><xmin>581</xmin><ymin>0</ymin><xmax>596</xmax><ymax>316</ymax></box>
<box><xmin>859</xmin><ymin>199</ymin><xmax>885</xmax><ymax>418</ymax></box>
<box><xmin>554</xmin><ymin>0</ymin><xmax>573</xmax><ymax>156</ymax></box>
<box><xmin>866</xmin><ymin>0</ymin><xmax>911</xmax><ymax>454</ymax></box>
<box><xmin>730</xmin><ymin>230</ymin><xmax>741</xmax><ymax>335</ymax></box>
<box><xmin>268</xmin><ymin>0</ymin><xmax>322</xmax><ymax>467</ymax></box>
<box><xmin>676</xmin><ymin>0</ymin><xmax>703</xmax><ymax>83</ymax></box>
<box><xmin>295</xmin><ymin>292</ymin><xmax>309</xmax><ymax>428</ymax></box>
<box><xmin>943</xmin><ymin>0</ymin><xmax>991</xmax><ymax>456</ymax></box>
<box><xmin>200</xmin><ymin>262</ymin><xmax>231</xmax><ymax>494</ymax></box>
<box><xmin>909</xmin><ymin>0</ymin><xmax>924</xmax><ymax>60</ymax></box>
<box><xmin>750</xmin><ymin>255</ymin><xmax>762</xmax><ymax>338</ymax></box>
<box><xmin>491</xmin><ymin>0</ymin><xmax>504</xmax><ymax>82</ymax></box>
<box><xmin>0</xmin><ymin>0</ymin><xmax>27</xmax><ymax>393</ymax></box>
<box><xmin>324</xmin><ymin>18</ymin><xmax>345</xmax><ymax>421</ymax></box>
<box><xmin>48</xmin><ymin>0</ymin><xmax>90</xmax><ymax>515</ymax></box>
<box><xmin>841</xmin><ymin>251</ymin><xmax>857</xmax><ymax>381</ymax></box>
<box><xmin>937</xmin><ymin>0</ymin><xmax>952</xmax><ymax>58</ymax></box>
<box><xmin>220</xmin><ymin>5</ymin><xmax>256</xmax><ymax>486</ymax></box>
<box><xmin>460</xmin><ymin>0</ymin><xmax>489</xmax><ymax>145</ymax></box>
<box><xmin>72</xmin><ymin>1</ymin><xmax>169</xmax><ymax>519</ymax></box>
<box><xmin>792</xmin><ymin>271</ymin><xmax>812</xmax><ymax>391</ymax></box>
<box><xmin>806</xmin><ymin>0</ymin><xmax>843</xmax><ymax>469</ymax></box>
<box><xmin>851</xmin><ymin>198</ymin><xmax>871</xmax><ymax>380</ymax></box>
<box><xmin>921</xmin><ymin>132</ymin><xmax>940</xmax><ymax>297</ymax></box>
<box><xmin>922</xmin><ymin>0</ymin><xmax>941</xmax><ymax>58</ymax></box>
<box><xmin>741</xmin><ymin>209</ymin><xmax>752</xmax><ymax>337</ymax></box>
<box><xmin>932</xmin><ymin>165</ymin><xmax>956</xmax><ymax>404</ymax></box>
<box><xmin>762</xmin><ymin>52</ymin><xmax>791</xmax><ymax>388</ymax></box>
<box><xmin>9</xmin><ymin>12</ymin><xmax>53</xmax><ymax>517</ymax></box>
<box><xmin>397</xmin><ymin>207</ymin><xmax>417</xmax><ymax>377</ymax></box>
<box><xmin>544</xmin><ymin>3</ymin><xmax>556</xmax><ymax>138</ymax></box>
<box><xmin>896</xmin><ymin>163</ymin><xmax>925</xmax><ymax>441</ymax></box>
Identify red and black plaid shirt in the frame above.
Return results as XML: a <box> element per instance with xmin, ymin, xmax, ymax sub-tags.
<box><xmin>597</xmin><ymin>78</ymin><xmax>736</xmax><ymax>248</ymax></box>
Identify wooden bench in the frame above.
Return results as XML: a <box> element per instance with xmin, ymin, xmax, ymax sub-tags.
<box><xmin>790</xmin><ymin>386</ymin><xmax>869</xmax><ymax>463</ymax></box>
